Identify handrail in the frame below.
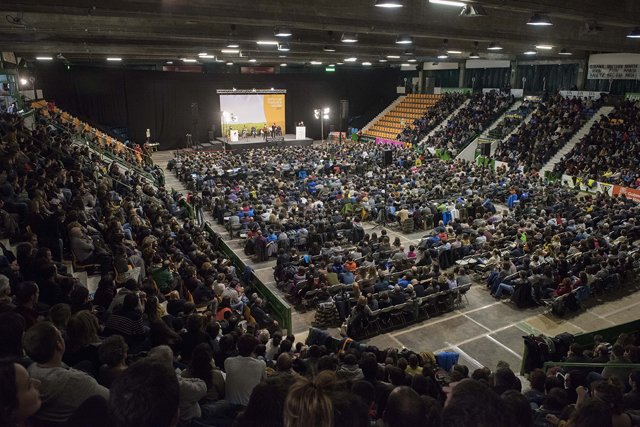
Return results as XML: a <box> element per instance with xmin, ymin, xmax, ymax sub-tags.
<box><xmin>543</xmin><ymin>361</ymin><xmax>640</xmax><ymax>371</ymax></box>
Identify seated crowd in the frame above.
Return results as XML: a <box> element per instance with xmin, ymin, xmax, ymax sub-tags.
<box><xmin>425</xmin><ymin>91</ymin><xmax>513</xmax><ymax>152</ymax></box>
<box><xmin>395</xmin><ymin>94</ymin><xmax>466</xmax><ymax>144</ymax></box>
<box><xmin>495</xmin><ymin>94</ymin><xmax>602</xmax><ymax>173</ymax></box>
<box><xmin>554</xmin><ymin>99</ymin><xmax>640</xmax><ymax>187</ymax></box>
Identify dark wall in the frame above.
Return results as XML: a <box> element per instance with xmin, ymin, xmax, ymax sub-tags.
<box><xmin>35</xmin><ymin>64</ymin><xmax>399</xmax><ymax>150</ymax></box>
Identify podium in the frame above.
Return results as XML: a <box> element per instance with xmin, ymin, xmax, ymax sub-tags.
<box><xmin>230</xmin><ymin>130</ymin><xmax>239</xmax><ymax>142</ymax></box>
<box><xmin>296</xmin><ymin>126</ymin><xmax>306</xmax><ymax>139</ymax></box>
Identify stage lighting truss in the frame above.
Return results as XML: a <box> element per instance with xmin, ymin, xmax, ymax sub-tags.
<box><xmin>216</xmin><ymin>89</ymin><xmax>287</xmax><ymax>94</ymax></box>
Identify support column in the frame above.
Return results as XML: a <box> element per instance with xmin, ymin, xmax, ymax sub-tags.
<box><xmin>459</xmin><ymin>62</ymin><xmax>465</xmax><ymax>88</ymax></box>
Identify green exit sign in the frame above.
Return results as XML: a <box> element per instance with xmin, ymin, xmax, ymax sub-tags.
<box><xmin>326</xmin><ymin>68</ymin><xmax>335</xmax><ymax>72</ymax></box>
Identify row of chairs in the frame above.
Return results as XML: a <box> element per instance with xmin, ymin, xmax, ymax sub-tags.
<box><xmin>406</xmin><ymin>94</ymin><xmax>442</xmax><ymax>99</ymax></box>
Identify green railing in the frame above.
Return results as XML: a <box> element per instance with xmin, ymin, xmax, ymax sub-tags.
<box><xmin>204</xmin><ymin>222</ymin><xmax>292</xmax><ymax>333</ymax></box>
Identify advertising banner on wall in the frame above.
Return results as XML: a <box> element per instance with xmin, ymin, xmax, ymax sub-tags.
<box><xmin>626</xmin><ymin>93</ymin><xmax>640</xmax><ymax>101</ymax></box>
<box><xmin>559</xmin><ymin>90</ymin><xmax>603</xmax><ymax>99</ymax></box>
<box><xmin>587</xmin><ymin>53</ymin><xmax>640</xmax><ymax>80</ymax></box>
<box><xmin>434</xmin><ymin>87</ymin><xmax>473</xmax><ymax>95</ymax></box>
<box><xmin>483</xmin><ymin>88</ymin><xmax>523</xmax><ymax>98</ymax></box>
<box><xmin>562</xmin><ymin>174</ymin><xmax>640</xmax><ymax>202</ymax></box>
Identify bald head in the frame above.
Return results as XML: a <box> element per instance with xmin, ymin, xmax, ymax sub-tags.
<box><xmin>383</xmin><ymin>386</ymin><xmax>427</xmax><ymax>427</ymax></box>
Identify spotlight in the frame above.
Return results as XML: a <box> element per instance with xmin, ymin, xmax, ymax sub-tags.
<box><xmin>527</xmin><ymin>13</ymin><xmax>553</xmax><ymax>26</ymax></box>
<box><xmin>20</xmin><ymin>78</ymin><xmax>28</xmax><ymax>85</ymax></box>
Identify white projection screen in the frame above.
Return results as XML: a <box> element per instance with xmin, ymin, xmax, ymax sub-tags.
<box><xmin>219</xmin><ymin>94</ymin><xmax>286</xmax><ymax>134</ymax></box>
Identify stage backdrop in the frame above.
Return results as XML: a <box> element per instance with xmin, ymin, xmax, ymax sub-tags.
<box><xmin>220</xmin><ymin>94</ymin><xmax>285</xmax><ymax>134</ymax></box>
<box><xmin>34</xmin><ymin>63</ymin><xmax>400</xmax><ymax>150</ymax></box>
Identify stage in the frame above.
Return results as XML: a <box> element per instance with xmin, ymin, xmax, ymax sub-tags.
<box><xmin>206</xmin><ymin>134</ymin><xmax>313</xmax><ymax>151</ymax></box>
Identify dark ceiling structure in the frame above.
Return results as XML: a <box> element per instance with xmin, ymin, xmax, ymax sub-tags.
<box><xmin>1</xmin><ymin>0</ymin><xmax>640</xmax><ymax>67</ymax></box>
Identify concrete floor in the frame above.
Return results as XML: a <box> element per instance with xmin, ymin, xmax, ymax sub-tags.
<box><xmin>154</xmin><ymin>149</ymin><xmax>640</xmax><ymax>372</ymax></box>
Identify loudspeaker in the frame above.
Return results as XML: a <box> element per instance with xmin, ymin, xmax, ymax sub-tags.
<box><xmin>382</xmin><ymin>150</ymin><xmax>393</xmax><ymax>166</ymax></box>
<box><xmin>340</xmin><ymin>100</ymin><xmax>349</xmax><ymax>119</ymax></box>
<box><xmin>481</xmin><ymin>142</ymin><xmax>491</xmax><ymax>157</ymax></box>
<box><xmin>190</xmin><ymin>103</ymin><xmax>199</xmax><ymax>125</ymax></box>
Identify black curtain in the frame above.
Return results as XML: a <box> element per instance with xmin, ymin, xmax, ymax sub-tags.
<box><xmin>434</xmin><ymin>69</ymin><xmax>460</xmax><ymax>88</ymax></box>
<box><xmin>585</xmin><ymin>79</ymin><xmax>640</xmax><ymax>95</ymax></box>
<box><xmin>517</xmin><ymin>64</ymin><xmax>578</xmax><ymax>92</ymax></box>
<box><xmin>35</xmin><ymin>63</ymin><xmax>399</xmax><ymax>150</ymax></box>
<box><xmin>464</xmin><ymin>67</ymin><xmax>510</xmax><ymax>90</ymax></box>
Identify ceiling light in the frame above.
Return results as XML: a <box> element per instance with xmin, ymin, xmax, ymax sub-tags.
<box><xmin>387</xmin><ymin>55</ymin><xmax>401</xmax><ymax>59</ymax></box>
<box><xmin>345</xmin><ymin>57</ymin><xmax>357</xmax><ymax>62</ymax></box>
<box><xmin>274</xmin><ymin>26</ymin><xmax>292</xmax><ymax>37</ymax></box>
<box><xmin>233</xmin><ymin>88</ymin><xmax>237</xmax><ymax>91</ymax></box>
<box><xmin>310</xmin><ymin>61</ymin><xmax>323</xmax><ymax>64</ymax></box>
<box><xmin>363</xmin><ymin>62</ymin><xmax>372</xmax><ymax>65</ymax></box>
<box><xmin>527</xmin><ymin>13</ymin><xmax>553</xmax><ymax>26</ymax></box>
<box><xmin>226</xmin><ymin>61</ymin><xmax>234</xmax><ymax>65</ymax></box>
<box><xmin>248</xmin><ymin>58</ymin><xmax>257</xmax><ymax>62</ymax></box>
<box><xmin>459</xmin><ymin>4</ymin><xmax>486</xmax><ymax>17</ymax></box>
<box><xmin>256</xmin><ymin>41</ymin><xmax>279</xmax><ymax>45</ymax></box>
<box><xmin>487</xmin><ymin>42</ymin><xmax>503</xmax><ymax>50</ymax></box>
<box><xmin>198</xmin><ymin>51</ymin><xmax>207</xmax><ymax>56</ymax></box>
<box><xmin>328</xmin><ymin>64</ymin><xmax>335</xmax><ymax>67</ymax></box>
<box><xmin>323</xmin><ymin>45</ymin><xmax>336</xmax><ymax>52</ymax></box>
<box><xmin>379</xmin><ymin>57</ymin><xmax>388</xmax><ymax>62</ymax></box>
<box><xmin>341</xmin><ymin>32</ymin><xmax>358</xmax><ymax>42</ymax></box>
<box><xmin>469</xmin><ymin>42</ymin><xmax>480</xmax><ymax>59</ymax></box>
<box><xmin>271</xmin><ymin>88</ymin><xmax>274</xmax><ymax>91</ymax></box>
<box><xmin>36</xmin><ymin>57</ymin><xmax>53</xmax><ymax>60</ymax></box>
<box><xmin>106</xmin><ymin>58</ymin><xmax>122</xmax><ymax>61</ymax></box>
<box><xmin>337</xmin><ymin>61</ymin><xmax>344</xmax><ymax>65</ymax></box>
<box><xmin>375</xmin><ymin>0</ymin><xmax>403</xmax><ymax>7</ymax></box>
<box><xmin>558</xmin><ymin>48</ymin><xmax>573</xmax><ymax>55</ymax></box>
<box><xmin>199</xmin><ymin>55</ymin><xmax>215</xmax><ymax>59</ymax></box>
<box><xmin>401</xmin><ymin>63</ymin><xmax>411</xmax><ymax>66</ymax></box>
<box><xmin>395</xmin><ymin>35</ymin><xmax>413</xmax><ymax>44</ymax></box>
<box><xmin>183</xmin><ymin>59</ymin><xmax>198</xmax><ymax>62</ymax></box>
<box><xmin>429</xmin><ymin>0</ymin><xmax>466</xmax><ymax>6</ymax></box>
<box><xmin>536</xmin><ymin>45</ymin><xmax>553</xmax><ymax>50</ymax></box>
<box><xmin>447</xmin><ymin>50</ymin><xmax>462</xmax><ymax>54</ymax></box>
<box><xmin>524</xmin><ymin>46</ymin><xmax>538</xmax><ymax>55</ymax></box>
<box><xmin>221</xmin><ymin>49</ymin><xmax>240</xmax><ymax>53</ymax></box>
<box><xmin>277</xmin><ymin>43</ymin><xmax>290</xmax><ymax>51</ymax></box>
<box><xmin>437</xmin><ymin>50</ymin><xmax>449</xmax><ymax>59</ymax></box>
<box><xmin>280</xmin><ymin>63</ymin><xmax>287</xmax><ymax>66</ymax></box>
<box><xmin>226</xmin><ymin>40</ymin><xmax>240</xmax><ymax>48</ymax></box>
<box><xmin>20</xmin><ymin>78</ymin><xmax>27</xmax><ymax>85</ymax></box>
<box><xmin>627</xmin><ymin>28</ymin><xmax>640</xmax><ymax>38</ymax></box>
<box><xmin>407</xmin><ymin>57</ymin><xmax>417</xmax><ymax>62</ymax></box>
<box><xmin>166</xmin><ymin>61</ymin><xmax>173</xmax><ymax>64</ymax></box>
<box><xmin>279</xmin><ymin>54</ymin><xmax>287</xmax><ymax>58</ymax></box>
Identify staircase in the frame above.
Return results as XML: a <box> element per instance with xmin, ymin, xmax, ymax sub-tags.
<box><xmin>478</xmin><ymin>100</ymin><xmax>523</xmax><ymax>139</ymax></box>
<box><xmin>487</xmin><ymin>103</ymin><xmax>538</xmax><ymax>158</ymax></box>
<box><xmin>420</xmin><ymin>99</ymin><xmax>470</xmax><ymax>143</ymax></box>
<box><xmin>362</xmin><ymin>94</ymin><xmax>443</xmax><ymax>141</ymax></box>
<box><xmin>361</xmin><ymin>96</ymin><xmax>405</xmax><ymax>133</ymax></box>
<box><xmin>539</xmin><ymin>106</ymin><xmax>613</xmax><ymax>175</ymax></box>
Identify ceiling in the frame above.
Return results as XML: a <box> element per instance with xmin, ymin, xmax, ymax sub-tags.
<box><xmin>1</xmin><ymin>0</ymin><xmax>640</xmax><ymax>67</ymax></box>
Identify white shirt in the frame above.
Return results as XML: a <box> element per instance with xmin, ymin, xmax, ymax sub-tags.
<box><xmin>224</xmin><ymin>356</ymin><xmax>267</xmax><ymax>406</ymax></box>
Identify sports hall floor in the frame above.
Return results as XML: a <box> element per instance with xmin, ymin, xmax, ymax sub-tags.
<box><xmin>155</xmin><ymin>149</ymin><xmax>640</xmax><ymax>372</ymax></box>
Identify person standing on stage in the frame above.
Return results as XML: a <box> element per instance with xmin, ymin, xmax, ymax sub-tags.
<box><xmin>271</xmin><ymin>123</ymin><xmax>277</xmax><ymax>137</ymax></box>
<box><xmin>263</xmin><ymin>124</ymin><xmax>268</xmax><ymax>140</ymax></box>
<box><xmin>242</xmin><ymin>125</ymin><xmax>248</xmax><ymax>138</ymax></box>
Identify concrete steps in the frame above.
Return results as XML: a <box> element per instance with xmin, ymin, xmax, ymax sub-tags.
<box><xmin>420</xmin><ymin>99</ymin><xmax>470</xmax><ymax>144</ymax></box>
<box><xmin>478</xmin><ymin>100</ymin><xmax>523</xmax><ymax>139</ymax></box>
<box><xmin>539</xmin><ymin>106</ymin><xmax>613</xmax><ymax>174</ymax></box>
<box><xmin>361</xmin><ymin>96</ymin><xmax>406</xmax><ymax>133</ymax></box>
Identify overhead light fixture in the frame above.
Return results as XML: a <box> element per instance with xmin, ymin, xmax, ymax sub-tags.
<box><xmin>274</xmin><ymin>26</ymin><xmax>292</xmax><ymax>37</ymax></box>
<box><xmin>363</xmin><ymin>62</ymin><xmax>372</xmax><ymax>65</ymax></box>
<box><xmin>386</xmin><ymin>55</ymin><xmax>401</xmax><ymax>59</ymax></box>
<box><xmin>277</xmin><ymin>43</ymin><xmax>290</xmax><ymax>51</ymax></box>
<box><xmin>627</xmin><ymin>27</ymin><xmax>640</xmax><ymax>38</ymax></box>
<box><xmin>459</xmin><ymin>4</ymin><xmax>486</xmax><ymax>17</ymax></box>
<box><xmin>337</xmin><ymin>61</ymin><xmax>344</xmax><ymax>65</ymax></box>
<box><xmin>401</xmin><ymin>63</ymin><xmax>411</xmax><ymax>66</ymax></box>
<box><xmin>226</xmin><ymin>40</ymin><xmax>240</xmax><ymax>48</ymax></box>
<box><xmin>341</xmin><ymin>32</ymin><xmax>358</xmax><ymax>42</ymax></box>
<box><xmin>106</xmin><ymin>58</ymin><xmax>122</xmax><ymax>61</ymax></box>
<box><xmin>226</xmin><ymin>61</ymin><xmax>234</xmax><ymax>65</ymax></box>
<box><xmin>20</xmin><ymin>78</ymin><xmax>27</xmax><ymax>85</ymax></box>
<box><xmin>375</xmin><ymin>0</ymin><xmax>403</xmax><ymax>7</ymax></box>
<box><xmin>198</xmin><ymin>51</ymin><xmax>207</xmax><ymax>56</ymax></box>
<box><xmin>252</xmin><ymin>88</ymin><xmax>256</xmax><ymax>92</ymax></box>
<box><xmin>536</xmin><ymin>45</ymin><xmax>553</xmax><ymax>50</ymax></box>
<box><xmin>447</xmin><ymin>50</ymin><xmax>462</xmax><ymax>54</ymax></box>
<box><xmin>271</xmin><ymin>88</ymin><xmax>274</xmax><ymax>91</ymax></box>
<box><xmin>221</xmin><ymin>49</ymin><xmax>240</xmax><ymax>53</ymax></box>
<box><xmin>248</xmin><ymin>58</ymin><xmax>257</xmax><ymax>62</ymax></box>
<box><xmin>437</xmin><ymin>50</ymin><xmax>449</xmax><ymax>59</ymax></box>
<box><xmin>407</xmin><ymin>56</ymin><xmax>417</xmax><ymax>62</ymax></box>
<box><xmin>310</xmin><ymin>60</ymin><xmax>323</xmax><ymax>64</ymax></box>
<box><xmin>395</xmin><ymin>35</ymin><xmax>413</xmax><ymax>44</ymax></box>
<box><xmin>324</xmin><ymin>108</ymin><xmax>330</xmax><ymax>114</ymax></box>
<box><xmin>323</xmin><ymin>45</ymin><xmax>336</xmax><ymax>52</ymax></box>
<box><xmin>527</xmin><ymin>13</ymin><xmax>553</xmax><ymax>26</ymax></box>
<box><xmin>199</xmin><ymin>55</ymin><xmax>215</xmax><ymax>59</ymax></box>
<box><xmin>379</xmin><ymin>57</ymin><xmax>388</xmax><ymax>62</ymax></box>
<box><xmin>524</xmin><ymin>46</ymin><xmax>538</xmax><ymax>55</ymax></box>
<box><xmin>36</xmin><ymin>57</ymin><xmax>53</xmax><ymax>60</ymax></box>
<box><xmin>328</xmin><ymin>64</ymin><xmax>335</xmax><ymax>67</ymax></box>
<box><xmin>558</xmin><ymin>48</ymin><xmax>573</xmax><ymax>55</ymax></box>
<box><xmin>166</xmin><ymin>61</ymin><xmax>173</xmax><ymax>64</ymax></box>
<box><xmin>280</xmin><ymin>63</ymin><xmax>287</xmax><ymax>66</ymax></box>
<box><xmin>256</xmin><ymin>41</ymin><xmax>279</xmax><ymax>45</ymax></box>
<box><xmin>487</xmin><ymin>42</ymin><xmax>503</xmax><ymax>50</ymax></box>
<box><xmin>469</xmin><ymin>42</ymin><xmax>480</xmax><ymax>58</ymax></box>
<box><xmin>232</xmin><ymin>88</ymin><xmax>237</xmax><ymax>91</ymax></box>
<box><xmin>183</xmin><ymin>59</ymin><xmax>198</xmax><ymax>62</ymax></box>
<box><xmin>429</xmin><ymin>0</ymin><xmax>466</xmax><ymax>6</ymax></box>
<box><xmin>345</xmin><ymin>57</ymin><xmax>357</xmax><ymax>62</ymax></box>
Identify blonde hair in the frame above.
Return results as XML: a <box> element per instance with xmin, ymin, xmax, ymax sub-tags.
<box><xmin>284</xmin><ymin>371</ymin><xmax>337</xmax><ymax>427</ymax></box>
<box><xmin>65</xmin><ymin>310</ymin><xmax>100</xmax><ymax>353</ymax></box>
<box><xmin>351</xmin><ymin>282</ymin><xmax>360</xmax><ymax>299</ymax></box>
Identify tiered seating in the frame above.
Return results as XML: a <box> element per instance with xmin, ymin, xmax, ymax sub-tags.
<box><xmin>363</xmin><ymin>94</ymin><xmax>442</xmax><ymax>140</ymax></box>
